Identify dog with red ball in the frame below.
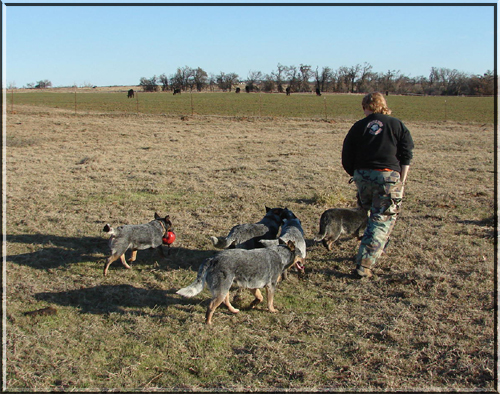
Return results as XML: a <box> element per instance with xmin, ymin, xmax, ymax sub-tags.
<box><xmin>102</xmin><ymin>212</ymin><xmax>175</xmax><ymax>276</ymax></box>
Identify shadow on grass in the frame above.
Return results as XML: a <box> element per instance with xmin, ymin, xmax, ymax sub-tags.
<box><xmin>456</xmin><ymin>215</ymin><xmax>496</xmax><ymax>237</ymax></box>
<box><xmin>159</xmin><ymin>246</ymin><xmax>216</xmax><ymax>271</ymax></box>
<box><xmin>305</xmin><ymin>239</ymin><xmax>357</xmax><ymax>279</ymax></box>
<box><xmin>34</xmin><ymin>284</ymin><xmax>194</xmax><ymax>315</ymax></box>
<box><xmin>101</xmin><ymin>246</ymin><xmax>216</xmax><ymax>274</ymax></box>
<box><xmin>6</xmin><ymin>233</ymin><xmax>108</xmax><ymax>269</ymax></box>
<box><xmin>20</xmin><ymin>242</ymin><xmax>217</xmax><ymax>315</ymax></box>
<box><xmin>457</xmin><ymin>217</ymin><xmax>495</xmax><ymax>227</ymax></box>
<box><xmin>307</xmin><ymin>256</ymin><xmax>355</xmax><ymax>279</ymax></box>
<box><xmin>6</xmin><ymin>233</ymin><xmax>216</xmax><ymax>271</ymax></box>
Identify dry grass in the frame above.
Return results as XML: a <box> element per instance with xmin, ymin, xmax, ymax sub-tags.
<box><xmin>4</xmin><ymin>103</ymin><xmax>495</xmax><ymax>391</ymax></box>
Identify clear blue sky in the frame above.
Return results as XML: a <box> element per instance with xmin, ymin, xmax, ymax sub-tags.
<box><xmin>3</xmin><ymin>1</ymin><xmax>496</xmax><ymax>88</ymax></box>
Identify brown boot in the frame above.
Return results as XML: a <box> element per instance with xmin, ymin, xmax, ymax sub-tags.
<box><xmin>352</xmin><ymin>265</ymin><xmax>373</xmax><ymax>279</ymax></box>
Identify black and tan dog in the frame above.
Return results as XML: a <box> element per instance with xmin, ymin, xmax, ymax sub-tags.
<box><xmin>210</xmin><ymin>206</ymin><xmax>284</xmax><ymax>249</ymax></box>
<box><xmin>102</xmin><ymin>213</ymin><xmax>173</xmax><ymax>276</ymax></box>
<box><xmin>314</xmin><ymin>207</ymin><xmax>367</xmax><ymax>251</ymax></box>
<box><xmin>176</xmin><ymin>240</ymin><xmax>298</xmax><ymax>324</ymax></box>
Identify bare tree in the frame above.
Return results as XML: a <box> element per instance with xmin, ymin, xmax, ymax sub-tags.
<box><xmin>170</xmin><ymin>66</ymin><xmax>195</xmax><ymax>91</ymax></box>
<box><xmin>355</xmin><ymin>62</ymin><xmax>373</xmax><ymax>93</ymax></box>
<box><xmin>139</xmin><ymin>76</ymin><xmax>158</xmax><ymax>92</ymax></box>
<box><xmin>472</xmin><ymin>70</ymin><xmax>494</xmax><ymax>95</ymax></box>
<box><xmin>261</xmin><ymin>73</ymin><xmax>275</xmax><ymax>92</ymax></box>
<box><xmin>345</xmin><ymin>64</ymin><xmax>361</xmax><ymax>93</ymax></box>
<box><xmin>35</xmin><ymin>79</ymin><xmax>52</xmax><ymax>89</ymax></box>
<box><xmin>285</xmin><ymin>65</ymin><xmax>300</xmax><ymax>93</ymax></box>
<box><xmin>321</xmin><ymin>66</ymin><xmax>334</xmax><ymax>92</ymax></box>
<box><xmin>275</xmin><ymin>63</ymin><xmax>286</xmax><ymax>93</ymax></box>
<box><xmin>427</xmin><ymin>67</ymin><xmax>442</xmax><ymax>95</ymax></box>
<box><xmin>193</xmin><ymin>67</ymin><xmax>208</xmax><ymax>92</ymax></box>
<box><xmin>335</xmin><ymin>66</ymin><xmax>350</xmax><ymax>92</ymax></box>
<box><xmin>208</xmin><ymin>73</ymin><xmax>217</xmax><ymax>92</ymax></box>
<box><xmin>159</xmin><ymin>74</ymin><xmax>169</xmax><ymax>91</ymax></box>
<box><xmin>379</xmin><ymin>69</ymin><xmax>400</xmax><ymax>93</ymax></box>
<box><xmin>215</xmin><ymin>72</ymin><xmax>228</xmax><ymax>91</ymax></box>
<box><xmin>246</xmin><ymin>71</ymin><xmax>263</xmax><ymax>92</ymax></box>
<box><xmin>299</xmin><ymin>64</ymin><xmax>312</xmax><ymax>92</ymax></box>
<box><xmin>216</xmin><ymin>72</ymin><xmax>239</xmax><ymax>91</ymax></box>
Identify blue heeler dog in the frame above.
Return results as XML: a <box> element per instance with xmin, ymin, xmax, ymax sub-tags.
<box><xmin>210</xmin><ymin>207</ymin><xmax>284</xmax><ymax>249</ymax></box>
<box><xmin>260</xmin><ymin>208</ymin><xmax>306</xmax><ymax>278</ymax></box>
<box><xmin>102</xmin><ymin>213</ymin><xmax>173</xmax><ymax>276</ymax></box>
<box><xmin>314</xmin><ymin>207</ymin><xmax>367</xmax><ymax>251</ymax></box>
<box><xmin>176</xmin><ymin>241</ymin><xmax>298</xmax><ymax>324</ymax></box>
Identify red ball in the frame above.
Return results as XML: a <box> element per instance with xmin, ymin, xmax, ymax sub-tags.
<box><xmin>163</xmin><ymin>231</ymin><xmax>176</xmax><ymax>245</ymax></box>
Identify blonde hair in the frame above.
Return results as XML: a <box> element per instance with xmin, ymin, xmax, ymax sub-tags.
<box><xmin>362</xmin><ymin>92</ymin><xmax>392</xmax><ymax>115</ymax></box>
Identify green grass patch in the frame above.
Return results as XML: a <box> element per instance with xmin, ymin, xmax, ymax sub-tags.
<box><xmin>8</xmin><ymin>91</ymin><xmax>494</xmax><ymax>123</ymax></box>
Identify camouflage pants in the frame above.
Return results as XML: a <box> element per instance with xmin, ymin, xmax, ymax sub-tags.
<box><xmin>353</xmin><ymin>169</ymin><xmax>404</xmax><ymax>270</ymax></box>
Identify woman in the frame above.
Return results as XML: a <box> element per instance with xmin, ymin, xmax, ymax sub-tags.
<box><xmin>342</xmin><ymin>92</ymin><xmax>414</xmax><ymax>278</ymax></box>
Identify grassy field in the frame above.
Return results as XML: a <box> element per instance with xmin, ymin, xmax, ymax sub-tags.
<box><xmin>6</xmin><ymin>89</ymin><xmax>495</xmax><ymax>124</ymax></box>
<box><xmin>4</xmin><ymin>95</ymin><xmax>496</xmax><ymax>391</ymax></box>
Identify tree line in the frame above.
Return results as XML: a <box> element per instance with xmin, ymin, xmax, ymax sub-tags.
<box><xmin>139</xmin><ymin>63</ymin><xmax>495</xmax><ymax>96</ymax></box>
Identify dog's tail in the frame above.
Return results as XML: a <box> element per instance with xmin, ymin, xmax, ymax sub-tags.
<box><xmin>313</xmin><ymin>233</ymin><xmax>325</xmax><ymax>242</ymax></box>
<box><xmin>176</xmin><ymin>257</ymin><xmax>213</xmax><ymax>298</ymax></box>
<box><xmin>313</xmin><ymin>218</ymin><xmax>327</xmax><ymax>243</ymax></box>
<box><xmin>314</xmin><ymin>224</ymin><xmax>327</xmax><ymax>242</ymax></box>
<box><xmin>210</xmin><ymin>236</ymin><xmax>234</xmax><ymax>249</ymax></box>
<box><xmin>103</xmin><ymin>224</ymin><xmax>115</xmax><ymax>235</ymax></box>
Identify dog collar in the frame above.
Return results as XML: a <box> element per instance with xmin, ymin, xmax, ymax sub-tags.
<box><xmin>158</xmin><ymin>219</ymin><xmax>167</xmax><ymax>235</ymax></box>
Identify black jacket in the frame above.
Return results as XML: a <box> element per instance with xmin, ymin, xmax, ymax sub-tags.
<box><xmin>342</xmin><ymin>113</ymin><xmax>414</xmax><ymax>176</ymax></box>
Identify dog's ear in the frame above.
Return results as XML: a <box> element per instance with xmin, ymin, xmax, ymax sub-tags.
<box><xmin>164</xmin><ymin>215</ymin><xmax>173</xmax><ymax>228</ymax></box>
<box><xmin>286</xmin><ymin>240</ymin><xmax>295</xmax><ymax>251</ymax></box>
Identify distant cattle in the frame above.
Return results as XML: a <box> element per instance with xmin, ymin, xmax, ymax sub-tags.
<box><xmin>245</xmin><ymin>85</ymin><xmax>250</xmax><ymax>93</ymax></box>
<box><xmin>286</xmin><ymin>87</ymin><xmax>291</xmax><ymax>96</ymax></box>
<box><xmin>127</xmin><ymin>89</ymin><xmax>134</xmax><ymax>98</ymax></box>
<box><xmin>316</xmin><ymin>88</ymin><xmax>321</xmax><ymax>96</ymax></box>
<box><xmin>173</xmin><ymin>89</ymin><xmax>181</xmax><ymax>95</ymax></box>
<box><xmin>235</xmin><ymin>87</ymin><xmax>241</xmax><ymax>93</ymax></box>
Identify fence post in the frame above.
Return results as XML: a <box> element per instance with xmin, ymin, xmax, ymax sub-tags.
<box><xmin>190</xmin><ymin>90</ymin><xmax>194</xmax><ymax>116</ymax></box>
<box><xmin>11</xmin><ymin>89</ymin><xmax>14</xmax><ymax>113</ymax></box>
<box><xmin>74</xmin><ymin>88</ymin><xmax>77</xmax><ymax>114</ymax></box>
<box><xmin>136</xmin><ymin>91</ymin><xmax>139</xmax><ymax>114</ymax></box>
<box><xmin>324</xmin><ymin>96</ymin><xmax>327</xmax><ymax>121</ymax></box>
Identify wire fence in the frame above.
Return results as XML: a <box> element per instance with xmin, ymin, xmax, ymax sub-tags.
<box><xmin>4</xmin><ymin>89</ymin><xmax>495</xmax><ymax>124</ymax></box>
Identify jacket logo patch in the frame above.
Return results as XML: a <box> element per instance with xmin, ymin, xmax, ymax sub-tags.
<box><xmin>367</xmin><ymin>120</ymin><xmax>384</xmax><ymax>135</ymax></box>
